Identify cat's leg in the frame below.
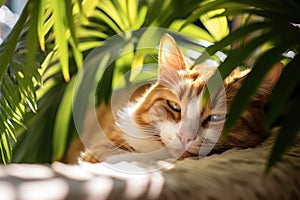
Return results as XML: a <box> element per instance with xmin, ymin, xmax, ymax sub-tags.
<box><xmin>79</xmin><ymin>130</ymin><xmax>136</xmax><ymax>164</ymax></box>
<box><xmin>80</xmin><ymin>141</ymin><xmax>131</xmax><ymax>163</ymax></box>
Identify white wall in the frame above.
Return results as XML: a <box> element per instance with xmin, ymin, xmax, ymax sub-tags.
<box><xmin>5</xmin><ymin>0</ymin><xmax>27</xmax><ymax>14</ymax></box>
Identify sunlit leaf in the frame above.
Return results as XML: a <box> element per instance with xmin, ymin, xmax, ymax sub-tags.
<box><xmin>53</xmin><ymin>77</ymin><xmax>74</xmax><ymax>161</ymax></box>
<box><xmin>37</xmin><ymin>0</ymin><xmax>46</xmax><ymax>51</ymax></box>
<box><xmin>200</xmin><ymin>9</ymin><xmax>229</xmax><ymax>41</ymax></box>
<box><xmin>0</xmin><ymin>130</ymin><xmax>12</xmax><ymax>162</ymax></box>
<box><xmin>0</xmin><ymin>141</ymin><xmax>7</xmax><ymax>164</ymax></box>
<box><xmin>12</xmin><ymin>79</ymin><xmax>67</xmax><ymax>163</ymax></box>
<box><xmin>130</xmin><ymin>55</ymin><xmax>144</xmax><ymax>81</ymax></box>
<box><xmin>65</xmin><ymin>0</ymin><xmax>78</xmax><ymax>46</ymax></box>
<box><xmin>15</xmin><ymin>72</ymin><xmax>38</xmax><ymax>113</ymax></box>
<box><xmin>69</xmin><ymin>33</ymin><xmax>83</xmax><ymax>69</ymax></box>
<box><xmin>81</xmin><ymin>0</ymin><xmax>98</xmax><ymax>18</ymax></box>
<box><xmin>42</xmin><ymin>8</ymin><xmax>55</xmax><ymax>37</ymax></box>
<box><xmin>3</xmin><ymin>78</ymin><xmax>25</xmax><ymax>120</ymax></box>
<box><xmin>127</xmin><ymin>0</ymin><xmax>138</xmax><ymax>27</ymax></box>
<box><xmin>136</xmin><ymin>28</ymin><xmax>163</xmax><ymax>50</ymax></box>
<box><xmin>169</xmin><ymin>20</ymin><xmax>214</xmax><ymax>42</ymax></box>
<box><xmin>134</xmin><ymin>4</ymin><xmax>147</xmax><ymax>29</ymax></box>
<box><xmin>180</xmin><ymin>0</ymin><xmax>239</xmax><ymax>30</ymax></box>
<box><xmin>92</xmin><ymin>11</ymin><xmax>122</xmax><ymax>33</ymax></box>
<box><xmin>98</xmin><ymin>0</ymin><xmax>127</xmax><ymax>31</ymax></box>
<box><xmin>2</xmin><ymin>117</ymin><xmax>16</xmax><ymax>142</ymax></box>
<box><xmin>194</xmin><ymin>21</ymin><xmax>273</xmax><ymax>65</ymax></box>
<box><xmin>53</xmin><ymin>0</ymin><xmax>70</xmax><ymax>81</ymax></box>
<box><xmin>0</xmin><ymin>97</ymin><xmax>22</xmax><ymax>126</ymax></box>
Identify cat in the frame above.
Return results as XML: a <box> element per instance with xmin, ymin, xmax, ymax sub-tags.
<box><xmin>64</xmin><ymin>34</ymin><xmax>282</xmax><ymax>163</ymax></box>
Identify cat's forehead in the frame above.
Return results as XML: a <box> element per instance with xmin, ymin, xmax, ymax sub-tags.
<box><xmin>158</xmin><ymin>64</ymin><xmax>217</xmax><ymax>100</ymax></box>
<box><xmin>172</xmin><ymin>70</ymin><xmax>206</xmax><ymax>100</ymax></box>
<box><xmin>179</xmin><ymin>69</ymin><xmax>202</xmax><ymax>82</ymax></box>
<box><xmin>179</xmin><ymin>69</ymin><xmax>206</xmax><ymax>95</ymax></box>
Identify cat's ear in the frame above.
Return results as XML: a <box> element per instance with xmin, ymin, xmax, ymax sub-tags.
<box><xmin>255</xmin><ymin>62</ymin><xmax>283</xmax><ymax>105</ymax></box>
<box><xmin>158</xmin><ymin>34</ymin><xmax>186</xmax><ymax>71</ymax></box>
<box><xmin>225</xmin><ymin>63</ymin><xmax>282</xmax><ymax>106</ymax></box>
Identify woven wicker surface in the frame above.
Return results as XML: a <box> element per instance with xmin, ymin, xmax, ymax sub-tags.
<box><xmin>161</xmin><ymin>135</ymin><xmax>300</xmax><ymax>200</ymax></box>
<box><xmin>1</xmin><ymin>131</ymin><xmax>299</xmax><ymax>200</ymax></box>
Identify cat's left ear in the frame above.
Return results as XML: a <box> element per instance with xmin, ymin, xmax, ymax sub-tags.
<box><xmin>255</xmin><ymin>62</ymin><xmax>283</xmax><ymax>105</ymax></box>
<box><xmin>158</xmin><ymin>34</ymin><xmax>186</xmax><ymax>71</ymax></box>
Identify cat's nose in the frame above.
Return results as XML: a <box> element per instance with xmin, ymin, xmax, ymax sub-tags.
<box><xmin>177</xmin><ymin>132</ymin><xmax>194</xmax><ymax>145</ymax></box>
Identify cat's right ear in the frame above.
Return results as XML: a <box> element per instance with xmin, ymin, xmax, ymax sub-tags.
<box><xmin>158</xmin><ymin>34</ymin><xmax>186</xmax><ymax>71</ymax></box>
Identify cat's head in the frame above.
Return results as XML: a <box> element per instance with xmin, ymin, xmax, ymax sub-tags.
<box><xmin>122</xmin><ymin>34</ymin><xmax>282</xmax><ymax>158</ymax></box>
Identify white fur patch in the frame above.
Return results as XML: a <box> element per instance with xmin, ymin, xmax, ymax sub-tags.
<box><xmin>116</xmin><ymin>104</ymin><xmax>164</xmax><ymax>153</ymax></box>
<box><xmin>158</xmin><ymin>121</ymin><xmax>186</xmax><ymax>157</ymax></box>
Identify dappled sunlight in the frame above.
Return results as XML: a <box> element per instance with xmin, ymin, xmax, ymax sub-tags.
<box><xmin>146</xmin><ymin>172</ymin><xmax>165</xmax><ymax>199</ymax></box>
<box><xmin>0</xmin><ymin>133</ymin><xmax>300</xmax><ymax>200</ymax></box>
<box><xmin>83</xmin><ymin>177</ymin><xmax>114</xmax><ymax>200</ymax></box>
<box><xmin>52</xmin><ymin>162</ymin><xmax>93</xmax><ymax>181</ymax></box>
<box><xmin>0</xmin><ymin>182</ymin><xmax>16</xmax><ymax>200</ymax></box>
<box><xmin>78</xmin><ymin>161</ymin><xmax>166</xmax><ymax>199</ymax></box>
<box><xmin>52</xmin><ymin>161</ymin><xmax>165</xmax><ymax>199</ymax></box>
<box><xmin>0</xmin><ymin>164</ymin><xmax>69</xmax><ymax>200</ymax></box>
<box><xmin>18</xmin><ymin>178</ymin><xmax>69</xmax><ymax>200</ymax></box>
<box><xmin>5</xmin><ymin>164</ymin><xmax>54</xmax><ymax>180</ymax></box>
<box><xmin>0</xmin><ymin>161</ymin><xmax>166</xmax><ymax>199</ymax></box>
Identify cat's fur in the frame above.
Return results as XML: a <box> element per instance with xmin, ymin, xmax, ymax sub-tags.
<box><xmin>64</xmin><ymin>34</ymin><xmax>282</xmax><ymax>163</ymax></box>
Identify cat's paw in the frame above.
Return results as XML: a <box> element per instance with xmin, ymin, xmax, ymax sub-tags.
<box><xmin>79</xmin><ymin>141</ymin><xmax>128</xmax><ymax>163</ymax></box>
<box><xmin>80</xmin><ymin>151</ymin><xmax>101</xmax><ymax>163</ymax></box>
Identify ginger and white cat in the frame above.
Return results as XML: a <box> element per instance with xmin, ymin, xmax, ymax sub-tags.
<box><xmin>65</xmin><ymin>34</ymin><xmax>282</xmax><ymax>163</ymax></box>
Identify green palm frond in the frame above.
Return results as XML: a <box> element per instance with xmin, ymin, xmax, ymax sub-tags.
<box><xmin>0</xmin><ymin>0</ymin><xmax>82</xmax><ymax>163</ymax></box>
<box><xmin>0</xmin><ymin>2</ymin><xmax>42</xmax><ymax>164</ymax></box>
<box><xmin>188</xmin><ymin>0</ymin><xmax>300</xmax><ymax>169</ymax></box>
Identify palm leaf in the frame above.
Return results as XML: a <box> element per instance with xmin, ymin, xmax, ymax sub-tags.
<box><xmin>267</xmin><ymin>54</ymin><xmax>300</xmax><ymax>126</ymax></box>
<box><xmin>198</xmin><ymin>0</ymin><xmax>300</xmax><ymax>168</ymax></box>
<box><xmin>224</xmin><ymin>47</ymin><xmax>284</xmax><ymax>134</ymax></box>
<box><xmin>267</xmin><ymin>92</ymin><xmax>300</xmax><ymax>171</ymax></box>
<box><xmin>0</xmin><ymin>0</ymin><xmax>82</xmax><ymax>163</ymax></box>
<box><xmin>52</xmin><ymin>0</ymin><xmax>70</xmax><ymax>81</ymax></box>
<box><xmin>52</xmin><ymin>77</ymin><xmax>75</xmax><ymax>161</ymax></box>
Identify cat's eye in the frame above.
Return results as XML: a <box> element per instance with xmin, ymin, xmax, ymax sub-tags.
<box><xmin>167</xmin><ymin>100</ymin><xmax>181</xmax><ymax>112</ymax></box>
<box><xmin>209</xmin><ymin>114</ymin><xmax>227</xmax><ymax>122</ymax></box>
